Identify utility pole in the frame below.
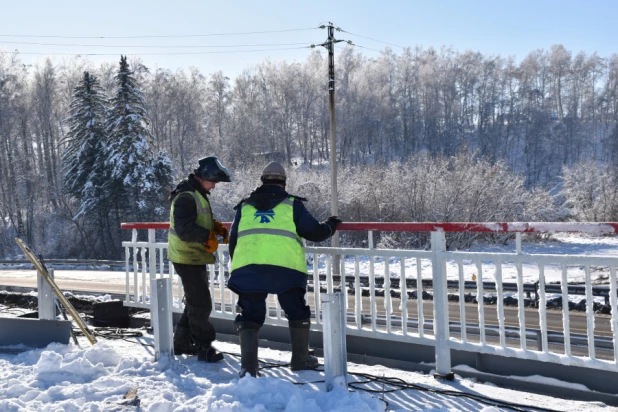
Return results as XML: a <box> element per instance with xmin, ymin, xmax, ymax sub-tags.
<box><xmin>318</xmin><ymin>22</ymin><xmax>346</xmax><ymax>274</ymax></box>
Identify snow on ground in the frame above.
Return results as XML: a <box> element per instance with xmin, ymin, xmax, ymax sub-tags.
<box><xmin>0</xmin><ymin>326</ymin><xmax>609</xmax><ymax>411</ymax></box>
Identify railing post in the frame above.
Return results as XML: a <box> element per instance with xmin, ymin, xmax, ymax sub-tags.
<box><xmin>368</xmin><ymin>230</ymin><xmax>376</xmax><ymax>332</ymax></box>
<box><xmin>38</xmin><ymin>267</ymin><xmax>55</xmax><ymax>320</ymax></box>
<box><xmin>151</xmin><ymin>277</ymin><xmax>174</xmax><ymax>362</ymax></box>
<box><xmin>148</xmin><ymin>229</ymin><xmax>157</xmax><ymax>281</ymax></box>
<box><xmin>431</xmin><ymin>231</ymin><xmax>453</xmax><ymax>379</ymax></box>
<box><xmin>124</xmin><ymin>245</ymin><xmax>131</xmax><ymax>303</ymax></box>
<box><xmin>322</xmin><ymin>292</ymin><xmax>348</xmax><ymax>391</ymax></box>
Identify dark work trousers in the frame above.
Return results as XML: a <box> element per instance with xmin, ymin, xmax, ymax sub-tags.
<box><xmin>173</xmin><ymin>262</ymin><xmax>216</xmax><ymax>347</ymax></box>
<box><xmin>234</xmin><ymin>287</ymin><xmax>311</xmax><ymax>325</ymax></box>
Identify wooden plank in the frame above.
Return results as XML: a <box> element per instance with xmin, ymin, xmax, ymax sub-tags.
<box><xmin>15</xmin><ymin>238</ymin><xmax>97</xmax><ymax>345</ymax></box>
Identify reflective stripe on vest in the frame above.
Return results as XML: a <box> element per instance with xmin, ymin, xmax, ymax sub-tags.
<box><xmin>167</xmin><ymin>190</ymin><xmax>215</xmax><ymax>265</ymax></box>
<box><xmin>237</xmin><ymin>228</ymin><xmax>302</xmax><ymax>246</ymax></box>
<box><xmin>230</xmin><ymin>197</ymin><xmax>307</xmax><ymax>273</ymax></box>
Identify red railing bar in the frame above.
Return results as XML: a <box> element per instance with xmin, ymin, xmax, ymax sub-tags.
<box><xmin>121</xmin><ymin>222</ymin><xmax>618</xmax><ymax>234</ymax></box>
<box><xmin>121</xmin><ymin>222</ymin><xmax>171</xmax><ymax>230</ymax></box>
<box><xmin>342</xmin><ymin>222</ymin><xmax>618</xmax><ymax>233</ymax></box>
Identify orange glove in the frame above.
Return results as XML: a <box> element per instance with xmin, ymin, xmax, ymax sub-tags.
<box><xmin>213</xmin><ymin>220</ymin><xmax>229</xmax><ymax>244</ymax></box>
<box><xmin>204</xmin><ymin>231</ymin><xmax>219</xmax><ymax>253</ymax></box>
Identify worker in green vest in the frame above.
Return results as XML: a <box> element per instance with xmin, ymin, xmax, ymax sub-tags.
<box><xmin>168</xmin><ymin>156</ymin><xmax>231</xmax><ymax>362</ymax></box>
<box><xmin>227</xmin><ymin>161</ymin><xmax>342</xmax><ymax>378</ymax></box>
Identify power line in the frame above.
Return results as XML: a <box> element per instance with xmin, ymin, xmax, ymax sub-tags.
<box><xmin>0</xmin><ymin>24</ymin><xmax>392</xmax><ymax>60</ymax></box>
<box><xmin>0</xmin><ymin>40</ymin><xmax>310</xmax><ymax>49</ymax></box>
<box><xmin>8</xmin><ymin>46</ymin><xmax>311</xmax><ymax>57</ymax></box>
<box><xmin>0</xmin><ymin>27</ymin><xmax>319</xmax><ymax>40</ymax></box>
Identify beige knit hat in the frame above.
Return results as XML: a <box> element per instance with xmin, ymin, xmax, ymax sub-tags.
<box><xmin>260</xmin><ymin>161</ymin><xmax>286</xmax><ymax>184</ymax></box>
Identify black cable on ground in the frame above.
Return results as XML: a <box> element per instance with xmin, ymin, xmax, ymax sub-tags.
<box><xmin>72</xmin><ymin>326</ymin><xmax>154</xmax><ymax>347</ymax></box>
<box><xmin>221</xmin><ymin>352</ymin><xmax>558</xmax><ymax>412</ymax></box>
<box><xmin>347</xmin><ymin>371</ymin><xmax>562</xmax><ymax>412</ymax></box>
<box><xmin>84</xmin><ymin>342</ymin><xmax>556</xmax><ymax>412</ymax></box>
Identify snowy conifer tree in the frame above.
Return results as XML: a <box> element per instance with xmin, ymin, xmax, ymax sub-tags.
<box><xmin>60</xmin><ymin>71</ymin><xmax>113</xmax><ymax>257</ymax></box>
<box><xmin>105</xmin><ymin>56</ymin><xmax>172</xmax><ymax>221</ymax></box>
<box><xmin>62</xmin><ymin>71</ymin><xmax>107</xmax><ymax>209</ymax></box>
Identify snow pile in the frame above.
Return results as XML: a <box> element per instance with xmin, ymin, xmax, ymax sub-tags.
<box><xmin>0</xmin><ymin>336</ymin><xmax>610</xmax><ymax>411</ymax></box>
<box><xmin>0</xmin><ymin>342</ymin><xmax>383</xmax><ymax>411</ymax></box>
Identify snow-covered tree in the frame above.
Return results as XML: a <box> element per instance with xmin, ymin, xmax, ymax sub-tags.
<box><xmin>561</xmin><ymin>161</ymin><xmax>618</xmax><ymax>222</ymax></box>
<box><xmin>104</xmin><ymin>55</ymin><xmax>172</xmax><ymax>221</ymax></box>
<box><xmin>60</xmin><ymin>71</ymin><xmax>113</xmax><ymax>257</ymax></box>
<box><xmin>62</xmin><ymin>71</ymin><xmax>107</xmax><ymax>202</ymax></box>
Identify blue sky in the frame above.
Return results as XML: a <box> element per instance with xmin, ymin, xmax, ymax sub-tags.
<box><xmin>2</xmin><ymin>0</ymin><xmax>617</xmax><ymax>77</ymax></box>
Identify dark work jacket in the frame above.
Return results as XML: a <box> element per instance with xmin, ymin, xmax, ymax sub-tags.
<box><xmin>169</xmin><ymin>174</ymin><xmax>212</xmax><ymax>244</ymax></box>
<box><xmin>227</xmin><ymin>184</ymin><xmax>334</xmax><ymax>294</ymax></box>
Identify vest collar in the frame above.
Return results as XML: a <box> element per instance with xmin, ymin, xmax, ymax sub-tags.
<box><xmin>246</xmin><ymin>185</ymin><xmax>289</xmax><ymax>210</ymax></box>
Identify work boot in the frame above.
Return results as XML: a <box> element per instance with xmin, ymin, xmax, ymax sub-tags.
<box><xmin>289</xmin><ymin>319</ymin><xmax>319</xmax><ymax>371</ymax></box>
<box><xmin>197</xmin><ymin>345</ymin><xmax>224</xmax><ymax>363</ymax></box>
<box><xmin>237</xmin><ymin>321</ymin><xmax>261</xmax><ymax>378</ymax></box>
<box><xmin>173</xmin><ymin>325</ymin><xmax>197</xmax><ymax>355</ymax></box>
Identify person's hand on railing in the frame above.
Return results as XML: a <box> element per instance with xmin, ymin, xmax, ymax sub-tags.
<box><xmin>213</xmin><ymin>220</ymin><xmax>229</xmax><ymax>244</ymax></box>
<box><xmin>204</xmin><ymin>231</ymin><xmax>219</xmax><ymax>253</ymax></box>
<box><xmin>324</xmin><ymin>216</ymin><xmax>343</xmax><ymax>236</ymax></box>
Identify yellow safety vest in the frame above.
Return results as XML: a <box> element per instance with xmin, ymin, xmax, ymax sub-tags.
<box><xmin>231</xmin><ymin>197</ymin><xmax>307</xmax><ymax>273</ymax></box>
<box><xmin>167</xmin><ymin>191</ymin><xmax>215</xmax><ymax>265</ymax></box>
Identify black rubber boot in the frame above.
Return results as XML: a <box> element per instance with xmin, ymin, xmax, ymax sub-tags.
<box><xmin>237</xmin><ymin>321</ymin><xmax>261</xmax><ymax>378</ymax></box>
<box><xmin>173</xmin><ymin>325</ymin><xmax>197</xmax><ymax>355</ymax></box>
<box><xmin>197</xmin><ymin>345</ymin><xmax>224</xmax><ymax>362</ymax></box>
<box><xmin>289</xmin><ymin>319</ymin><xmax>319</xmax><ymax>371</ymax></box>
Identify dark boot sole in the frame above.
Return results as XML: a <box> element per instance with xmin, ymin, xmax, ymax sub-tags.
<box><xmin>240</xmin><ymin>368</ymin><xmax>260</xmax><ymax>378</ymax></box>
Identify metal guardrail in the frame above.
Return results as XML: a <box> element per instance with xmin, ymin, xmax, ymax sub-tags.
<box><xmin>1</xmin><ymin>258</ymin><xmax>613</xmax><ymax>303</ymax></box>
<box><xmin>120</xmin><ymin>222</ymin><xmax>618</xmax><ymax>377</ymax></box>
<box><xmin>314</xmin><ymin>274</ymin><xmax>613</xmax><ymax>301</ymax></box>
<box><xmin>3</xmin><ymin>257</ymin><xmax>614</xmax><ymax>307</ymax></box>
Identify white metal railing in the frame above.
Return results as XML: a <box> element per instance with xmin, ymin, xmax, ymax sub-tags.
<box><xmin>120</xmin><ymin>222</ymin><xmax>618</xmax><ymax>376</ymax></box>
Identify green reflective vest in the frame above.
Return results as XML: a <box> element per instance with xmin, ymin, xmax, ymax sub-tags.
<box><xmin>167</xmin><ymin>191</ymin><xmax>215</xmax><ymax>265</ymax></box>
<box><xmin>231</xmin><ymin>197</ymin><xmax>307</xmax><ymax>273</ymax></box>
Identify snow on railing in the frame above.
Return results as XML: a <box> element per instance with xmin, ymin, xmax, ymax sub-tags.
<box><xmin>120</xmin><ymin>222</ymin><xmax>618</xmax><ymax>376</ymax></box>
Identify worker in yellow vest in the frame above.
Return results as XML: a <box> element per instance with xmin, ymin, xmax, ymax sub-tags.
<box><xmin>168</xmin><ymin>156</ymin><xmax>231</xmax><ymax>362</ymax></box>
<box><xmin>228</xmin><ymin>161</ymin><xmax>342</xmax><ymax>378</ymax></box>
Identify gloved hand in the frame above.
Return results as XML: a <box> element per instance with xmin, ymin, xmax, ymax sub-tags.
<box><xmin>323</xmin><ymin>216</ymin><xmax>342</xmax><ymax>235</ymax></box>
<box><xmin>204</xmin><ymin>230</ymin><xmax>219</xmax><ymax>253</ymax></box>
<box><xmin>213</xmin><ymin>220</ymin><xmax>229</xmax><ymax>244</ymax></box>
